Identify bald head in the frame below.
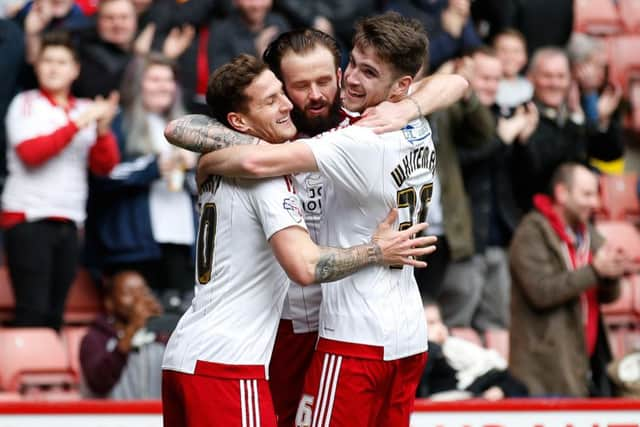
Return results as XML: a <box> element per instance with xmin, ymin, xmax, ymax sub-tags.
<box><xmin>528</xmin><ymin>47</ymin><xmax>571</xmax><ymax>109</ymax></box>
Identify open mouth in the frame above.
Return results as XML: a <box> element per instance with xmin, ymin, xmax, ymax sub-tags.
<box><xmin>346</xmin><ymin>87</ymin><xmax>364</xmax><ymax>98</ymax></box>
<box><xmin>306</xmin><ymin>104</ymin><xmax>328</xmax><ymax>115</ymax></box>
<box><xmin>276</xmin><ymin>116</ymin><xmax>290</xmax><ymax>124</ymax></box>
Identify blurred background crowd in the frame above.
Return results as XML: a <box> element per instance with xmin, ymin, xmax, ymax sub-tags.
<box><xmin>0</xmin><ymin>0</ymin><xmax>639</xmax><ymax>403</ymax></box>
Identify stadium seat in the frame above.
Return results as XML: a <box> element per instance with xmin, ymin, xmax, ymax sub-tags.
<box><xmin>595</xmin><ymin>221</ymin><xmax>640</xmax><ymax>260</ymax></box>
<box><xmin>602</xmin><ymin>275</ymin><xmax>637</xmax><ymax>325</ymax></box>
<box><xmin>0</xmin><ymin>267</ymin><xmax>14</xmax><ymax>323</ymax></box>
<box><xmin>598</xmin><ymin>173</ymin><xmax>640</xmax><ymax>221</ymax></box>
<box><xmin>619</xmin><ymin>0</ymin><xmax>640</xmax><ymax>34</ymax></box>
<box><xmin>607</xmin><ymin>325</ymin><xmax>640</xmax><ymax>359</ymax></box>
<box><xmin>606</xmin><ymin>36</ymin><xmax>640</xmax><ymax>93</ymax></box>
<box><xmin>629</xmin><ymin>274</ymin><xmax>640</xmax><ymax>317</ymax></box>
<box><xmin>607</xmin><ymin>325</ymin><xmax>630</xmax><ymax>359</ymax></box>
<box><xmin>0</xmin><ymin>267</ymin><xmax>103</xmax><ymax>325</ymax></box>
<box><xmin>450</xmin><ymin>327</ymin><xmax>483</xmax><ymax>347</ymax></box>
<box><xmin>484</xmin><ymin>329</ymin><xmax>510</xmax><ymax>361</ymax></box>
<box><xmin>0</xmin><ymin>328</ymin><xmax>75</xmax><ymax>392</ymax></box>
<box><xmin>574</xmin><ymin>0</ymin><xmax>623</xmax><ymax>35</ymax></box>
<box><xmin>0</xmin><ymin>392</ymin><xmax>22</xmax><ymax>401</ymax></box>
<box><xmin>63</xmin><ymin>268</ymin><xmax>104</xmax><ymax>324</ymax></box>
<box><xmin>62</xmin><ymin>326</ymin><xmax>88</xmax><ymax>383</ymax></box>
<box><xmin>629</xmin><ymin>79</ymin><xmax>640</xmax><ymax>133</ymax></box>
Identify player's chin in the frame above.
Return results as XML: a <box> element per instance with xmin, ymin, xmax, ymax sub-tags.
<box><xmin>343</xmin><ymin>94</ymin><xmax>365</xmax><ymax>113</ymax></box>
<box><xmin>278</xmin><ymin>123</ymin><xmax>297</xmax><ymax>141</ymax></box>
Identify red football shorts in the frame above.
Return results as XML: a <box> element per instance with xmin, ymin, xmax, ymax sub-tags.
<box><xmin>269</xmin><ymin>320</ymin><xmax>318</xmax><ymax>427</ymax></box>
<box><xmin>162</xmin><ymin>362</ymin><xmax>277</xmax><ymax>427</ymax></box>
<box><xmin>295</xmin><ymin>345</ymin><xmax>427</xmax><ymax>427</ymax></box>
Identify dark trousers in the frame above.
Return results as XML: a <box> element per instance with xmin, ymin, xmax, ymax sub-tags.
<box><xmin>4</xmin><ymin>220</ymin><xmax>79</xmax><ymax>331</ymax></box>
<box><xmin>414</xmin><ymin>236</ymin><xmax>451</xmax><ymax>303</ymax></box>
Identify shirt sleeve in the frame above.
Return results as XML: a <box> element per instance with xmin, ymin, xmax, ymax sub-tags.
<box><xmin>247</xmin><ymin>176</ymin><xmax>308</xmax><ymax>240</ymax></box>
<box><xmin>303</xmin><ymin>126</ymin><xmax>382</xmax><ymax>198</ymax></box>
<box><xmin>6</xmin><ymin>93</ymin><xmax>81</xmax><ymax>167</ymax></box>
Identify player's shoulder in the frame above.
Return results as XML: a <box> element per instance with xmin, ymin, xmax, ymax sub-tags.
<box><xmin>314</xmin><ymin>124</ymin><xmax>378</xmax><ymax>145</ymax></box>
<box><xmin>240</xmin><ymin>175</ymin><xmax>295</xmax><ymax>195</ymax></box>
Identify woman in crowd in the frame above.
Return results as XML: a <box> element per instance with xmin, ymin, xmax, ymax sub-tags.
<box><xmin>86</xmin><ymin>52</ymin><xmax>197</xmax><ymax>311</ymax></box>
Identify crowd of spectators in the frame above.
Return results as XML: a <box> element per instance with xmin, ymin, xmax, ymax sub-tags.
<box><xmin>0</xmin><ymin>0</ymin><xmax>639</xmax><ymax>400</ymax></box>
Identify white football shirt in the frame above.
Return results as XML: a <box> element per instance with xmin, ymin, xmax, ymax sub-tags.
<box><xmin>304</xmin><ymin>118</ymin><xmax>436</xmax><ymax>360</ymax></box>
<box><xmin>281</xmin><ymin>111</ymin><xmax>355</xmax><ymax>333</ymax></box>
<box><xmin>162</xmin><ymin>175</ymin><xmax>307</xmax><ymax>377</ymax></box>
<box><xmin>3</xmin><ymin>90</ymin><xmax>99</xmax><ymax>223</ymax></box>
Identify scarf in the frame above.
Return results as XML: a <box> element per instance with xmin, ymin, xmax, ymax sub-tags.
<box><xmin>533</xmin><ymin>194</ymin><xmax>599</xmax><ymax>357</ymax></box>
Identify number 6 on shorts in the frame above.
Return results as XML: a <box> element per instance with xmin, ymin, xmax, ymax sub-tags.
<box><xmin>295</xmin><ymin>394</ymin><xmax>314</xmax><ymax>427</ymax></box>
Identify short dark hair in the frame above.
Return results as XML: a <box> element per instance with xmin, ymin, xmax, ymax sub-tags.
<box><xmin>263</xmin><ymin>28</ymin><xmax>341</xmax><ymax>81</ymax></box>
<box><xmin>39</xmin><ymin>31</ymin><xmax>79</xmax><ymax>62</ymax></box>
<box><xmin>549</xmin><ymin>162</ymin><xmax>593</xmax><ymax>197</ymax></box>
<box><xmin>471</xmin><ymin>45</ymin><xmax>498</xmax><ymax>58</ymax></box>
<box><xmin>206</xmin><ymin>54</ymin><xmax>268</xmax><ymax>127</ymax></box>
<box><xmin>352</xmin><ymin>12</ymin><xmax>428</xmax><ymax>79</ymax></box>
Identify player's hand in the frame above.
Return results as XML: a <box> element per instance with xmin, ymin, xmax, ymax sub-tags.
<box><xmin>593</xmin><ymin>244</ymin><xmax>628</xmax><ymax>279</ymax></box>
<box><xmin>372</xmin><ymin>209</ymin><xmax>437</xmax><ymax>267</ymax></box>
<box><xmin>597</xmin><ymin>84</ymin><xmax>622</xmax><ymax>124</ymax></box>
<box><xmin>517</xmin><ymin>102</ymin><xmax>538</xmax><ymax>144</ymax></box>
<box><xmin>497</xmin><ymin>107</ymin><xmax>527</xmax><ymax>144</ymax></box>
<box><xmin>255</xmin><ymin>25</ymin><xmax>279</xmax><ymax>57</ymax></box>
<box><xmin>313</xmin><ymin>16</ymin><xmax>334</xmax><ymax>36</ymax></box>
<box><xmin>133</xmin><ymin>23</ymin><xmax>156</xmax><ymax>56</ymax></box>
<box><xmin>482</xmin><ymin>386</ymin><xmax>505</xmax><ymax>401</ymax></box>
<box><xmin>96</xmin><ymin>91</ymin><xmax>120</xmax><ymax>135</ymax></box>
<box><xmin>163</xmin><ymin>25</ymin><xmax>195</xmax><ymax>59</ymax></box>
<box><xmin>25</xmin><ymin>0</ymin><xmax>52</xmax><ymax>36</ymax></box>
<box><xmin>360</xmin><ymin>100</ymin><xmax>414</xmax><ymax>134</ymax></box>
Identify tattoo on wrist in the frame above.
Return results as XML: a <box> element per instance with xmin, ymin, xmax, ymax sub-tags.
<box><xmin>368</xmin><ymin>243</ymin><xmax>383</xmax><ymax>264</ymax></box>
<box><xmin>314</xmin><ymin>244</ymin><xmax>381</xmax><ymax>283</ymax></box>
<box><xmin>166</xmin><ymin>115</ymin><xmax>259</xmax><ymax>153</ymax></box>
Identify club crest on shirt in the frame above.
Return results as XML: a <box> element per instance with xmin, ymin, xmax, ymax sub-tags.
<box><xmin>402</xmin><ymin>119</ymin><xmax>431</xmax><ymax>145</ymax></box>
<box><xmin>283</xmin><ymin>196</ymin><xmax>304</xmax><ymax>223</ymax></box>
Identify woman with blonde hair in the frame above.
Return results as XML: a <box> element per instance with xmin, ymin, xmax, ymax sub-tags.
<box><xmin>86</xmin><ymin>52</ymin><xmax>197</xmax><ymax>311</ymax></box>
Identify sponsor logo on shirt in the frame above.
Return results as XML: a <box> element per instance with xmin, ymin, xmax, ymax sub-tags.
<box><xmin>283</xmin><ymin>196</ymin><xmax>304</xmax><ymax>223</ymax></box>
<box><xmin>302</xmin><ymin>173</ymin><xmax>323</xmax><ymax>216</ymax></box>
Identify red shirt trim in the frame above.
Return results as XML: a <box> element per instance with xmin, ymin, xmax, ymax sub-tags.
<box><xmin>316</xmin><ymin>337</ymin><xmax>385</xmax><ymax>360</ymax></box>
<box><xmin>88</xmin><ymin>131</ymin><xmax>120</xmax><ymax>176</ymax></box>
<box><xmin>193</xmin><ymin>360</ymin><xmax>267</xmax><ymax>379</ymax></box>
<box><xmin>0</xmin><ymin>212</ymin><xmax>72</xmax><ymax>229</ymax></box>
<box><xmin>39</xmin><ymin>88</ymin><xmax>77</xmax><ymax>112</ymax></box>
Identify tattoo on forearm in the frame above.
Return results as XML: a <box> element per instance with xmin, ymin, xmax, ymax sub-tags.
<box><xmin>314</xmin><ymin>243</ymin><xmax>383</xmax><ymax>283</ymax></box>
<box><xmin>165</xmin><ymin>114</ymin><xmax>259</xmax><ymax>153</ymax></box>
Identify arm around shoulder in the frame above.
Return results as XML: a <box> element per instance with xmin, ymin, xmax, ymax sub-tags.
<box><xmin>409</xmin><ymin>73</ymin><xmax>469</xmax><ymax>117</ymax></box>
<box><xmin>199</xmin><ymin>141</ymin><xmax>318</xmax><ymax>179</ymax></box>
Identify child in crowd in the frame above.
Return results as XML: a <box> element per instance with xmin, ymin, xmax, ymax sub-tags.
<box><xmin>417</xmin><ymin>302</ymin><xmax>528</xmax><ymax>400</ymax></box>
<box><xmin>493</xmin><ymin>28</ymin><xmax>533</xmax><ymax>111</ymax></box>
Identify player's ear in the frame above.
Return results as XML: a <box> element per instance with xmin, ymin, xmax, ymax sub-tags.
<box><xmin>336</xmin><ymin>68</ymin><xmax>342</xmax><ymax>88</ymax></box>
<box><xmin>227</xmin><ymin>112</ymin><xmax>250</xmax><ymax>133</ymax></box>
<box><xmin>389</xmin><ymin>75</ymin><xmax>413</xmax><ymax>100</ymax></box>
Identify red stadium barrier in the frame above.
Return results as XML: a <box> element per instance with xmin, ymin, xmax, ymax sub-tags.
<box><xmin>0</xmin><ymin>399</ymin><xmax>639</xmax><ymax>426</ymax></box>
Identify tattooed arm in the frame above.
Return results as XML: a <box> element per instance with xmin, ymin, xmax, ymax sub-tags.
<box><xmin>164</xmin><ymin>114</ymin><xmax>260</xmax><ymax>153</ymax></box>
<box><xmin>271</xmin><ymin>210</ymin><xmax>437</xmax><ymax>285</ymax></box>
